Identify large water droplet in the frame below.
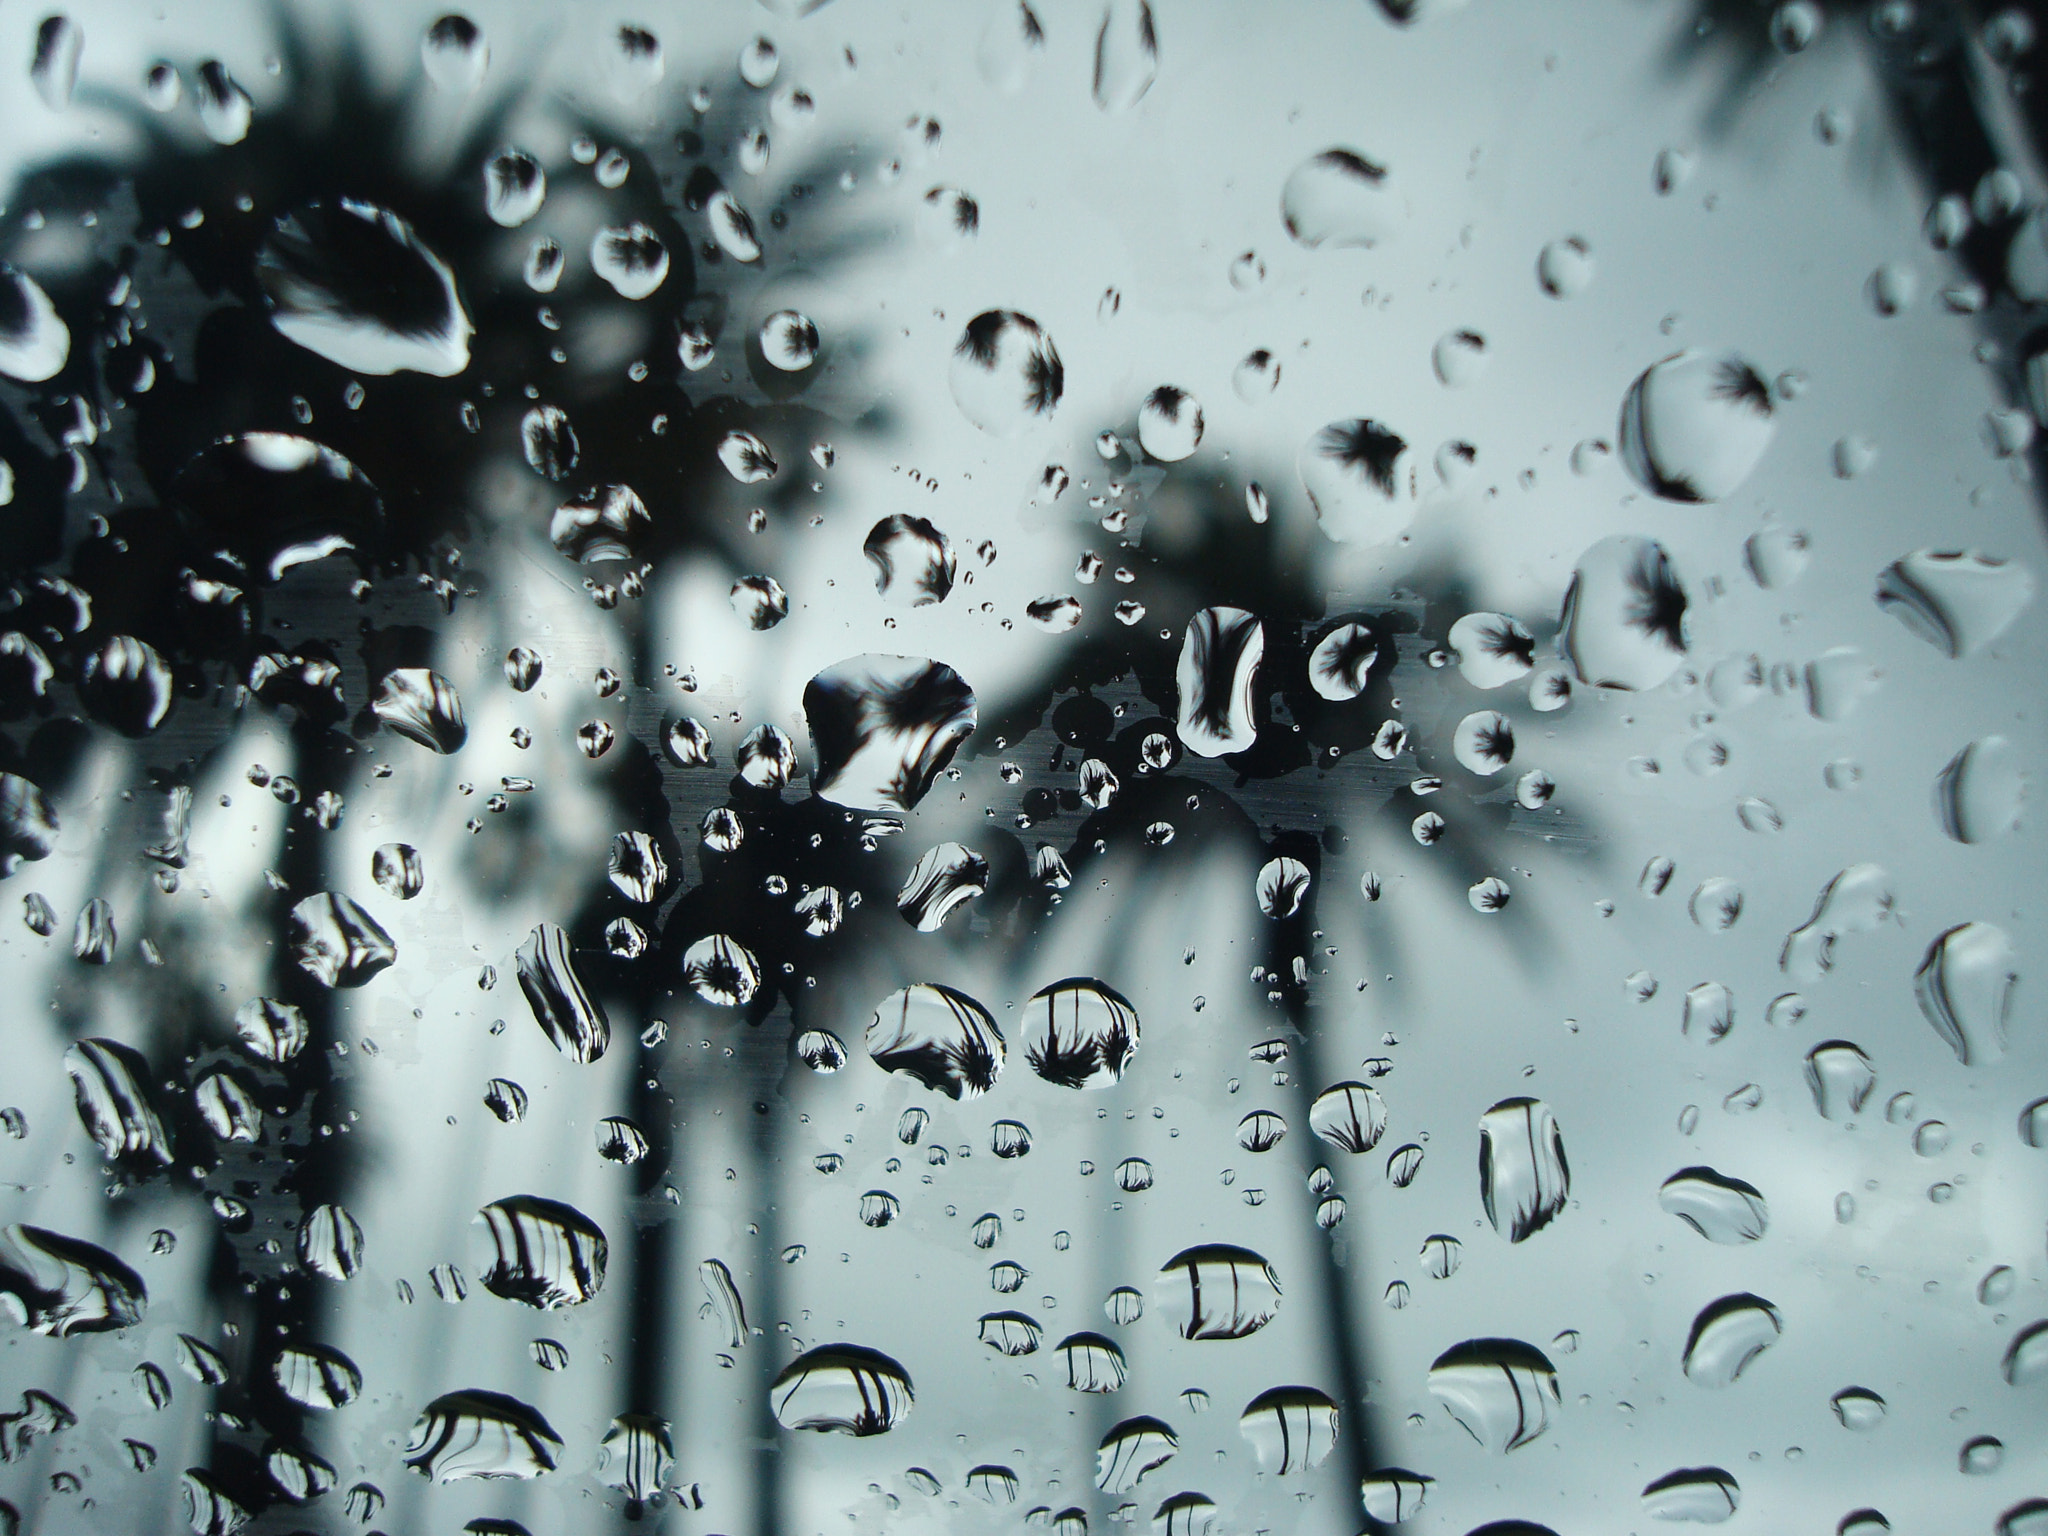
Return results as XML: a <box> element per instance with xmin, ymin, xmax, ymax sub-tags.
<box><xmin>1023</xmin><ymin>978</ymin><xmax>1140</xmax><ymax>1088</ymax></box>
<box><xmin>1092</xmin><ymin>0</ymin><xmax>1158</xmax><ymax>111</ymax></box>
<box><xmin>515</xmin><ymin>923</ymin><xmax>610</xmax><ymax>1063</ymax></box>
<box><xmin>1159</xmin><ymin>1244</ymin><xmax>1280</xmax><ymax>1339</ymax></box>
<box><xmin>864</xmin><ymin>515</ymin><xmax>956</xmax><ymax>605</ymax></box>
<box><xmin>1176</xmin><ymin>606</ymin><xmax>1263</xmax><ymax>757</ymax></box>
<box><xmin>1804</xmin><ymin>1041</ymin><xmax>1875</xmax><ymax>1119</ymax></box>
<box><xmin>63</xmin><ymin>1039</ymin><xmax>169</xmax><ymax>1166</ymax></box>
<box><xmin>1681</xmin><ymin>1294</ymin><xmax>1781</xmax><ymax>1387</ymax></box>
<box><xmin>0</xmin><ymin>266</ymin><xmax>69</xmax><ymax>383</ymax></box>
<box><xmin>1427</xmin><ymin>1338</ymin><xmax>1558</xmax><ymax>1451</ymax></box>
<box><xmin>867</xmin><ymin>984</ymin><xmax>1005</xmax><ymax>1097</ymax></box>
<box><xmin>1560</xmin><ymin>535</ymin><xmax>1690</xmax><ymax>690</ymax></box>
<box><xmin>1914</xmin><ymin>921</ymin><xmax>2016</xmax><ymax>1065</ymax></box>
<box><xmin>1479</xmin><ymin>1098</ymin><xmax>1569</xmax><ymax>1241</ymax></box>
<box><xmin>550</xmin><ymin>484</ymin><xmax>649</xmax><ymax>564</ymax></box>
<box><xmin>1283</xmin><ymin>149</ymin><xmax>1395</xmax><ymax>248</ymax></box>
<box><xmin>1659</xmin><ymin>1168</ymin><xmax>1768</xmax><ymax>1243</ymax></box>
<box><xmin>422</xmin><ymin>15</ymin><xmax>488</xmax><ymax>91</ymax></box>
<box><xmin>477</xmin><ymin>1196</ymin><xmax>607</xmax><ymax>1308</ymax></box>
<box><xmin>951</xmin><ymin>311</ymin><xmax>1063</xmax><ymax>434</ymax></box>
<box><xmin>1138</xmin><ymin>386</ymin><xmax>1203</xmax><ymax>461</ymax></box>
<box><xmin>1934</xmin><ymin>736</ymin><xmax>2025</xmax><ymax>843</ymax></box>
<box><xmin>257</xmin><ymin>201</ymin><xmax>471</xmax><ymax>376</ymax></box>
<box><xmin>804</xmin><ymin>654</ymin><xmax>976</xmax><ymax>812</ymax></box>
<box><xmin>1309</xmin><ymin>1082</ymin><xmax>1387</xmax><ymax>1153</ymax></box>
<box><xmin>484</xmin><ymin>148</ymin><xmax>546</xmax><ymax>226</ymax></box>
<box><xmin>288</xmin><ymin>892</ymin><xmax>396</xmax><ymax>988</ymax></box>
<box><xmin>194</xmin><ymin>60</ymin><xmax>251</xmax><ymax>144</ymax></box>
<box><xmin>1298</xmin><ymin>419</ymin><xmax>1418</xmax><ymax>544</ymax></box>
<box><xmin>772</xmin><ymin>1344</ymin><xmax>914</xmax><ymax>1434</ymax></box>
<box><xmin>405</xmin><ymin>1389</ymin><xmax>562</xmax><ymax>1481</ymax></box>
<box><xmin>372</xmin><ymin>668</ymin><xmax>466</xmax><ymax>752</ymax></box>
<box><xmin>1620</xmin><ymin>352</ymin><xmax>1775</xmax><ymax>502</ymax></box>
<box><xmin>1096</xmin><ymin>1416</ymin><xmax>1178</xmax><ymax>1491</ymax></box>
<box><xmin>1239</xmin><ymin>1386</ymin><xmax>1338</xmax><ymax>1473</ymax></box>
<box><xmin>1875</xmin><ymin>549</ymin><xmax>2034</xmax><ymax>658</ymax></box>
<box><xmin>1640</xmin><ymin>1467</ymin><xmax>1740</xmax><ymax>1523</ymax></box>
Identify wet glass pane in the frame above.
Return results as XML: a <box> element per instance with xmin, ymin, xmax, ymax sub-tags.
<box><xmin>1</xmin><ymin>2</ymin><xmax>2045</xmax><ymax>1535</ymax></box>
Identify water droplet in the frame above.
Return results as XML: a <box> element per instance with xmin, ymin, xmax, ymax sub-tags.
<box><xmin>1681</xmin><ymin>1302</ymin><xmax>1792</xmax><ymax>1403</ymax></box>
<box><xmin>1480</xmin><ymin>1098</ymin><xmax>1569</xmax><ymax>1241</ymax></box>
<box><xmin>772</xmin><ymin>1344</ymin><xmax>913</xmax><ymax>1434</ymax></box>
<box><xmin>80</xmin><ymin>636</ymin><xmax>172</xmax><ymax>735</ymax></box>
<box><xmin>1057</xmin><ymin>1331</ymin><xmax>1126</xmax><ymax>1391</ymax></box>
<box><xmin>370</xmin><ymin>843</ymin><xmax>423</xmax><ymax>901</ymax></box>
<box><xmin>1641</xmin><ymin>1467</ymin><xmax>1740</xmax><ymax>1522</ymax></box>
<box><xmin>1432</xmin><ymin>329</ymin><xmax>1489</xmax><ymax>387</ymax></box>
<box><xmin>1961</xmin><ymin>1436</ymin><xmax>2004</xmax><ymax>1475</ymax></box>
<box><xmin>1307</xmin><ymin>623</ymin><xmax>1377</xmax><ymax>700</ymax></box>
<box><xmin>288</xmin><ymin>892</ymin><xmax>396</xmax><ymax>987</ymax></box>
<box><xmin>805</xmin><ymin>654</ymin><xmax>976</xmax><ymax>812</ymax></box>
<box><xmin>477</xmin><ymin>1195</ymin><xmax>606</xmax><ymax>1309</ymax></box>
<box><xmin>1233</xmin><ymin>349</ymin><xmax>1281</xmax><ymax>401</ymax></box>
<box><xmin>1159</xmin><ymin>1245</ymin><xmax>1279</xmax><ymax>1339</ymax></box>
<box><xmin>64</xmin><ymin>1039</ymin><xmax>170</xmax><ymax>1166</ymax></box>
<box><xmin>1096</xmin><ymin>1416</ymin><xmax>1178</xmax><ymax>1492</ymax></box>
<box><xmin>1282</xmin><ymin>148</ymin><xmax>1395</xmax><ymax>248</ymax></box>
<box><xmin>258</xmin><ymin>201</ymin><xmax>471</xmax><ymax>376</ymax></box>
<box><xmin>1537</xmin><ymin>236</ymin><xmax>1595</xmax><ymax>297</ymax></box>
<box><xmin>297</xmin><ymin>1204</ymin><xmax>364</xmax><ymax>1281</ymax></box>
<box><xmin>483</xmin><ymin>1078</ymin><xmax>527</xmax><ymax>1123</ymax></box>
<box><xmin>422</xmin><ymin>14</ymin><xmax>488</xmax><ymax>91</ymax></box>
<box><xmin>682</xmin><ymin>935</ymin><xmax>761</xmax><ymax>1007</ymax></box>
<box><xmin>1428</xmin><ymin>1338</ymin><xmax>1559</xmax><ymax>1450</ymax></box>
<box><xmin>1091</xmin><ymin>0</ymin><xmax>1158</xmax><ymax>111</ymax></box>
<box><xmin>1875</xmin><ymin>549</ymin><xmax>2034</xmax><ymax>658</ymax></box>
<box><xmin>865</xmin><ymin>516</ymin><xmax>956</xmax><ymax>605</ymax></box>
<box><xmin>1137</xmin><ymin>386</ymin><xmax>1203</xmax><ymax>461</ymax></box>
<box><xmin>730</xmin><ymin>574</ymin><xmax>789</xmax><ymax>629</ymax></box>
<box><xmin>1561</xmin><ymin>535</ymin><xmax>1690</xmax><ymax>690</ymax></box>
<box><xmin>405</xmin><ymin>1389</ymin><xmax>562</xmax><ymax>1480</ymax></box>
<box><xmin>951</xmin><ymin>311</ymin><xmax>1063</xmax><ymax>434</ymax></box>
<box><xmin>515</xmin><ymin>922</ymin><xmax>610</xmax><ymax>1062</ymax></box>
<box><xmin>1176</xmin><ymin>607</ymin><xmax>1263</xmax><ymax>757</ymax></box>
<box><xmin>1620</xmin><ymin>352</ymin><xmax>1775</xmax><ymax>502</ymax></box>
<box><xmin>30</xmin><ymin>15</ymin><xmax>82</xmax><ymax>110</ymax></box>
<box><xmin>1454</xmin><ymin>710</ymin><xmax>1515</xmax><ymax>775</ymax></box>
<box><xmin>1935</xmin><ymin>736</ymin><xmax>2027</xmax><ymax>843</ymax></box>
<box><xmin>1239</xmin><ymin>1386</ymin><xmax>1338</xmax><ymax>1472</ymax></box>
<box><xmin>919</xmin><ymin>187</ymin><xmax>979</xmax><ymax>251</ymax></box>
<box><xmin>194</xmin><ymin>60</ymin><xmax>251</xmax><ymax>144</ymax></box>
<box><xmin>1360</xmin><ymin>1470</ymin><xmax>1433</xmax><ymax>1522</ymax></box>
<box><xmin>272</xmin><ymin>1341</ymin><xmax>363</xmax><ymax>1408</ymax></box>
<box><xmin>759</xmin><ymin>309</ymin><xmax>819</xmax><ymax>370</ymax></box>
<box><xmin>1298</xmin><ymin>419</ymin><xmax>1418</xmax><ymax>544</ymax></box>
<box><xmin>1023</xmin><ymin>978</ymin><xmax>1140</xmax><ymax>1088</ymax></box>
<box><xmin>1914</xmin><ymin>922</ymin><xmax>2015</xmax><ymax>1065</ymax></box>
<box><xmin>1804</xmin><ymin>1041</ymin><xmax>1876</xmax><ymax>1120</ymax></box>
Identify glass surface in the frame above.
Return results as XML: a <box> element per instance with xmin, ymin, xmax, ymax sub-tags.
<box><xmin>0</xmin><ymin>2</ymin><xmax>2044</xmax><ymax>1534</ymax></box>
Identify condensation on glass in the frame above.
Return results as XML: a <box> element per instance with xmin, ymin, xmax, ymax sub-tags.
<box><xmin>0</xmin><ymin>1</ymin><xmax>2044</xmax><ymax>1535</ymax></box>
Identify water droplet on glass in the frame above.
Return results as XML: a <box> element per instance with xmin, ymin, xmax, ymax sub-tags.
<box><xmin>258</xmin><ymin>201</ymin><xmax>471</xmax><ymax>376</ymax></box>
<box><xmin>1682</xmin><ymin>1294</ymin><xmax>1781</xmax><ymax>1387</ymax></box>
<box><xmin>1283</xmin><ymin>148</ymin><xmax>1395</xmax><ymax>248</ymax></box>
<box><xmin>951</xmin><ymin>311</ymin><xmax>1063</xmax><ymax>434</ymax></box>
<box><xmin>1914</xmin><ymin>921</ymin><xmax>2016</xmax><ymax>1065</ymax></box>
<box><xmin>1427</xmin><ymin>1338</ymin><xmax>1559</xmax><ymax>1451</ymax></box>
<box><xmin>772</xmin><ymin>1344</ymin><xmax>913</xmax><ymax>1434</ymax></box>
<box><xmin>1875</xmin><ymin>549</ymin><xmax>2033</xmax><ymax>659</ymax></box>
<box><xmin>1092</xmin><ymin>0</ymin><xmax>1158</xmax><ymax>111</ymax></box>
